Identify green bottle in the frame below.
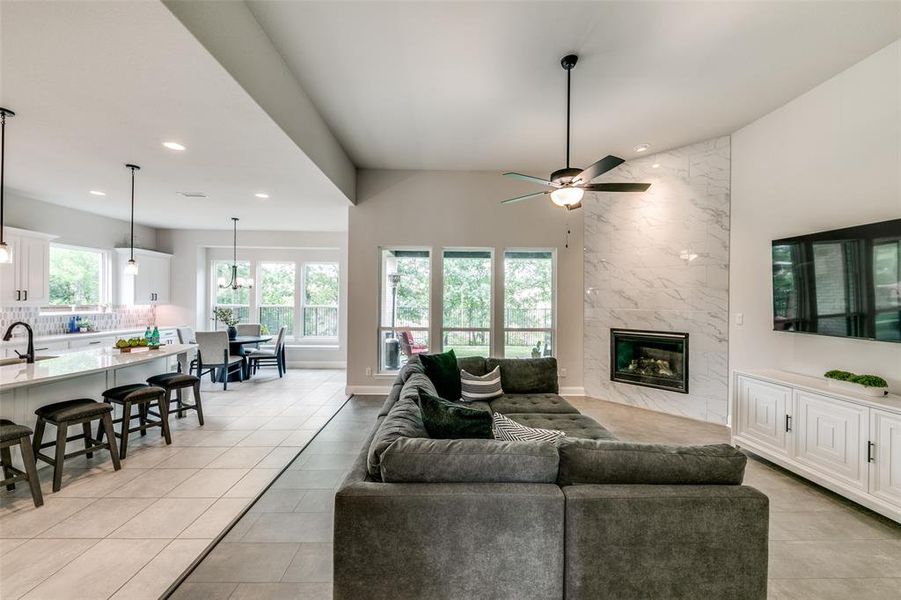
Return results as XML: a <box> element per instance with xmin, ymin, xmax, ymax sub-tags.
<box><xmin>151</xmin><ymin>326</ymin><xmax>160</xmax><ymax>346</ymax></box>
<box><xmin>144</xmin><ymin>327</ymin><xmax>152</xmax><ymax>344</ymax></box>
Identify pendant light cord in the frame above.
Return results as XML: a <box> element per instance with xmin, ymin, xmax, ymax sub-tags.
<box><xmin>565</xmin><ymin>66</ymin><xmax>571</xmax><ymax>170</ymax></box>
<box><xmin>129</xmin><ymin>166</ymin><xmax>135</xmax><ymax>261</ymax></box>
<box><xmin>1</xmin><ymin>111</ymin><xmax>6</xmax><ymax>246</ymax></box>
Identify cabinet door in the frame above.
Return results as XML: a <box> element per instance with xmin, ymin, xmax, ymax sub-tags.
<box><xmin>154</xmin><ymin>255</ymin><xmax>170</xmax><ymax>304</ymax></box>
<box><xmin>737</xmin><ymin>376</ymin><xmax>792</xmax><ymax>456</ymax></box>
<box><xmin>20</xmin><ymin>235</ymin><xmax>49</xmax><ymax>305</ymax></box>
<box><xmin>0</xmin><ymin>234</ymin><xmax>21</xmax><ymax>305</ymax></box>
<box><xmin>133</xmin><ymin>257</ymin><xmax>156</xmax><ymax>304</ymax></box>
<box><xmin>870</xmin><ymin>409</ymin><xmax>901</xmax><ymax>508</ymax></box>
<box><xmin>794</xmin><ymin>390</ymin><xmax>868</xmax><ymax>491</ymax></box>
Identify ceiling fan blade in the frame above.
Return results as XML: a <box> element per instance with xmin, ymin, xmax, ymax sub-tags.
<box><xmin>581</xmin><ymin>182</ymin><xmax>651</xmax><ymax>193</ymax></box>
<box><xmin>501</xmin><ymin>191</ymin><xmax>549</xmax><ymax>205</ymax></box>
<box><xmin>572</xmin><ymin>155</ymin><xmax>625</xmax><ymax>184</ymax></box>
<box><xmin>503</xmin><ymin>172</ymin><xmax>558</xmax><ymax>187</ymax></box>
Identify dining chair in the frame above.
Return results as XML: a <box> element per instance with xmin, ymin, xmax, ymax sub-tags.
<box><xmin>195</xmin><ymin>331</ymin><xmax>244</xmax><ymax>390</ymax></box>
<box><xmin>236</xmin><ymin>323</ymin><xmax>262</xmax><ymax>350</ymax></box>
<box><xmin>176</xmin><ymin>326</ymin><xmax>204</xmax><ymax>376</ymax></box>
<box><xmin>248</xmin><ymin>326</ymin><xmax>287</xmax><ymax>377</ymax></box>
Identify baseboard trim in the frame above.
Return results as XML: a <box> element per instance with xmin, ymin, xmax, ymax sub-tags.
<box><xmin>287</xmin><ymin>361</ymin><xmax>346</xmax><ymax>369</ymax></box>
<box><xmin>346</xmin><ymin>385</ymin><xmax>392</xmax><ymax>396</ymax></box>
<box><xmin>559</xmin><ymin>386</ymin><xmax>586</xmax><ymax>396</ymax></box>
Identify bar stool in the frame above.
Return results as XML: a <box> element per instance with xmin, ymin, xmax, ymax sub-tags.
<box><xmin>32</xmin><ymin>400</ymin><xmax>120</xmax><ymax>493</ymax></box>
<box><xmin>97</xmin><ymin>384</ymin><xmax>170</xmax><ymax>459</ymax></box>
<box><xmin>146</xmin><ymin>372</ymin><xmax>204</xmax><ymax>425</ymax></box>
<box><xmin>0</xmin><ymin>419</ymin><xmax>43</xmax><ymax>507</ymax></box>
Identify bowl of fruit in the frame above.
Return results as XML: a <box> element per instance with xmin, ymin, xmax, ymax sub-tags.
<box><xmin>114</xmin><ymin>338</ymin><xmax>149</xmax><ymax>353</ymax></box>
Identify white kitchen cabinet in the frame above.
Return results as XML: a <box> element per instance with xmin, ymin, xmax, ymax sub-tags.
<box><xmin>793</xmin><ymin>390</ymin><xmax>869</xmax><ymax>491</ymax></box>
<box><xmin>67</xmin><ymin>336</ymin><xmax>115</xmax><ymax>350</ymax></box>
<box><xmin>3</xmin><ymin>340</ymin><xmax>68</xmax><ymax>358</ymax></box>
<box><xmin>0</xmin><ymin>227</ymin><xmax>55</xmax><ymax>307</ymax></box>
<box><xmin>736</xmin><ymin>375</ymin><xmax>792</xmax><ymax>458</ymax></box>
<box><xmin>870</xmin><ymin>409</ymin><xmax>901</xmax><ymax>509</ymax></box>
<box><xmin>116</xmin><ymin>248</ymin><xmax>171</xmax><ymax>305</ymax></box>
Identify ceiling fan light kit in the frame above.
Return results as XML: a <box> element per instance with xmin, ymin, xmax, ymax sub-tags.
<box><xmin>501</xmin><ymin>54</ymin><xmax>651</xmax><ymax>209</ymax></box>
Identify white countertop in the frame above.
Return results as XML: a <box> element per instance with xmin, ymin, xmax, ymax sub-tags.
<box><xmin>736</xmin><ymin>368</ymin><xmax>901</xmax><ymax>413</ymax></box>
<box><xmin>1</xmin><ymin>326</ymin><xmax>179</xmax><ymax>347</ymax></box>
<box><xmin>0</xmin><ymin>344</ymin><xmax>191</xmax><ymax>390</ymax></box>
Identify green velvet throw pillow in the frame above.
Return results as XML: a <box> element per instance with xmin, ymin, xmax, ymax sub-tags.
<box><xmin>419</xmin><ymin>349</ymin><xmax>462</xmax><ymax>401</ymax></box>
<box><xmin>417</xmin><ymin>392</ymin><xmax>493</xmax><ymax>440</ymax></box>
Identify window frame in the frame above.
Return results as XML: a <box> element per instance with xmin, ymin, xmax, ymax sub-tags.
<box><xmin>440</xmin><ymin>247</ymin><xmax>494</xmax><ymax>358</ymax></box>
<box><xmin>209</xmin><ymin>258</ymin><xmax>253</xmax><ymax>330</ymax></box>
<box><xmin>501</xmin><ymin>248</ymin><xmax>557</xmax><ymax>359</ymax></box>
<box><xmin>377</xmin><ymin>246</ymin><xmax>432</xmax><ymax>374</ymax></box>
<box><xmin>42</xmin><ymin>242</ymin><xmax>111</xmax><ymax>313</ymax></box>
<box><xmin>257</xmin><ymin>260</ymin><xmax>298</xmax><ymax>342</ymax></box>
<box><xmin>300</xmin><ymin>261</ymin><xmax>340</xmax><ymax>342</ymax></box>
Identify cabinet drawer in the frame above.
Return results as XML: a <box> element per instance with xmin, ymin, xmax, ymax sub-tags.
<box><xmin>68</xmin><ymin>337</ymin><xmax>115</xmax><ymax>349</ymax></box>
<box><xmin>794</xmin><ymin>390</ymin><xmax>868</xmax><ymax>491</ymax></box>
<box><xmin>736</xmin><ymin>376</ymin><xmax>792</xmax><ymax>456</ymax></box>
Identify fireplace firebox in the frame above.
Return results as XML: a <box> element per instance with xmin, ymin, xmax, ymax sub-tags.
<box><xmin>610</xmin><ymin>329</ymin><xmax>689</xmax><ymax>393</ymax></box>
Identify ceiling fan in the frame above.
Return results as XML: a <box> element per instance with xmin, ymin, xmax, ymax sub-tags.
<box><xmin>501</xmin><ymin>54</ymin><xmax>651</xmax><ymax>211</ymax></box>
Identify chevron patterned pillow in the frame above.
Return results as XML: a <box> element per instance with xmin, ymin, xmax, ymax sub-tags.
<box><xmin>460</xmin><ymin>366</ymin><xmax>504</xmax><ymax>402</ymax></box>
<box><xmin>492</xmin><ymin>412</ymin><xmax>566</xmax><ymax>442</ymax></box>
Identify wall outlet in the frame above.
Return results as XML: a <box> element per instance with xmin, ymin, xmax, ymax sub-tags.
<box><xmin>559</xmin><ymin>368</ymin><xmax>568</xmax><ymax>378</ymax></box>
<box><xmin>735</xmin><ymin>313</ymin><xmax>744</xmax><ymax>325</ymax></box>
<box><xmin>365</xmin><ymin>367</ymin><xmax>372</xmax><ymax>377</ymax></box>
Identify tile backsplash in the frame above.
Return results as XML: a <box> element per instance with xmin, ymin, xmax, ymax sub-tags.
<box><xmin>0</xmin><ymin>306</ymin><xmax>157</xmax><ymax>339</ymax></box>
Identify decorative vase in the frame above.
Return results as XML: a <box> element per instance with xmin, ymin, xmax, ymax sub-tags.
<box><xmin>227</xmin><ymin>326</ymin><xmax>238</xmax><ymax>340</ymax></box>
<box><xmin>826</xmin><ymin>378</ymin><xmax>889</xmax><ymax>398</ymax></box>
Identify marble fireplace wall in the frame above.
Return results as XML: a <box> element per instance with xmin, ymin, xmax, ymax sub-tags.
<box><xmin>583</xmin><ymin>136</ymin><xmax>730</xmax><ymax>424</ymax></box>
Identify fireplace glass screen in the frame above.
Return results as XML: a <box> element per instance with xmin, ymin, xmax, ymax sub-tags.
<box><xmin>610</xmin><ymin>329</ymin><xmax>689</xmax><ymax>393</ymax></box>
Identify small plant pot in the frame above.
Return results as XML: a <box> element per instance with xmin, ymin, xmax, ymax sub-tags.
<box><xmin>827</xmin><ymin>378</ymin><xmax>889</xmax><ymax>397</ymax></box>
<box><xmin>117</xmin><ymin>347</ymin><xmax>133</xmax><ymax>353</ymax></box>
<box><xmin>227</xmin><ymin>326</ymin><xmax>238</xmax><ymax>341</ymax></box>
<box><xmin>79</xmin><ymin>327</ymin><xmax>88</xmax><ymax>333</ymax></box>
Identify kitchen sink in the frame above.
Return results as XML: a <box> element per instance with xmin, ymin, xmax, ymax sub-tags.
<box><xmin>0</xmin><ymin>355</ymin><xmax>58</xmax><ymax>367</ymax></box>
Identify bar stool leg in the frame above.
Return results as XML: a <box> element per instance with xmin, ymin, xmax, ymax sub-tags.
<box><xmin>193</xmin><ymin>381</ymin><xmax>204</xmax><ymax>426</ymax></box>
<box><xmin>82</xmin><ymin>422</ymin><xmax>94</xmax><ymax>459</ymax></box>
<box><xmin>18</xmin><ymin>437</ymin><xmax>43</xmax><ymax>507</ymax></box>
<box><xmin>138</xmin><ymin>403</ymin><xmax>148</xmax><ymax>437</ymax></box>
<box><xmin>119</xmin><ymin>401</ymin><xmax>132</xmax><ymax>460</ymax></box>
<box><xmin>32</xmin><ymin>418</ymin><xmax>46</xmax><ymax>458</ymax></box>
<box><xmin>52</xmin><ymin>423</ymin><xmax>68</xmax><ymax>493</ymax></box>
<box><xmin>176</xmin><ymin>388</ymin><xmax>185</xmax><ymax>419</ymax></box>
<box><xmin>1</xmin><ymin>446</ymin><xmax>14</xmax><ymax>491</ymax></box>
<box><xmin>158</xmin><ymin>396</ymin><xmax>172</xmax><ymax>445</ymax></box>
<box><xmin>100</xmin><ymin>412</ymin><xmax>121</xmax><ymax>471</ymax></box>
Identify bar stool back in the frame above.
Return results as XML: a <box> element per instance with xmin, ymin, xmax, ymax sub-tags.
<box><xmin>98</xmin><ymin>384</ymin><xmax>170</xmax><ymax>459</ymax></box>
<box><xmin>146</xmin><ymin>372</ymin><xmax>204</xmax><ymax>425</ymax></box>
<box><xmin>0</xmin><ymin>419</ymin><xmax>43</xmax><ymax>507</ymax></box>
<box><xmin>32</xmin><ymin>400</ymin><xmax>120</xmax><ymax>492</ymax></box>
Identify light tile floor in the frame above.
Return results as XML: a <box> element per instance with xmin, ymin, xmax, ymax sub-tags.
<box><xmin>176</xmin><ymin>394</ymin><xmax>901</xmax><ymax>600</ymax></box>
<box><xmin>0</xmin><ymin>369</ymin><xmax>348</xmax><ymax>600</ymax></box>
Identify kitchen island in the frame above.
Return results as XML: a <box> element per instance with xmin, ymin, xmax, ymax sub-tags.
<box><xmin>0</xmin><ymin>345</ymin><xmax>191</xmax><ymax>464</ymax></box>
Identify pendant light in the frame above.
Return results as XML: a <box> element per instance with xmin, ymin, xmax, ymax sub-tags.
<box><xmin>0</xmin><ymin>107</ymin><xmax>15</xmax><ymax>264</ymax></box>
<box><xmin>218</xmin><ymin>217</ymin><xmax>254</xmax><ymax>290</ymax></box>
<box><xmin>124</xmin><ymin>163</ymin><xmax>140</xmax><ymax>275</ymax></box>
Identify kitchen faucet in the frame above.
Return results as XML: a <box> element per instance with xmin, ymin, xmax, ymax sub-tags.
<box><xmin>2</xmin><ymin>321</ymin><xmax>34</xmax><ymax>363</ymax></box>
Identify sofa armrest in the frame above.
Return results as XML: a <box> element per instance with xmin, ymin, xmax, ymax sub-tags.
<box><xmin>562</xmin><ymin>484</ymin><xmax>768</xmax><ymax>600</ymax></box>
<box><xmin>334</xmin><ymin>481</ymin><xmax>565</xmax><ymax>600</ymax></box>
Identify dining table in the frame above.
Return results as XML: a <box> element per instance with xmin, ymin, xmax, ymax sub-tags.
<box><xmin>228</xmin><ymin>335</ymin><xmax>273</xmax><ymax>380</ymax></box>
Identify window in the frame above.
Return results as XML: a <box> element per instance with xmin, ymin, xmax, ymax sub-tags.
<box><xmin>380</xmin><ymin>249</ymin><xmax>430</xmax><ymax>372</ymax></box>
<box><xmin>259</xmin><ymin>262</ymin><xmax>295</xmax><ymax>339</ymax></box>
<box><xmin>873</xmin><ymin>240</ymin><xmax>900</xmax><ymax>341</ymax></box>
<box><xmin>212</xmin><ymin>260</ymin><xmax>251</xmax><ymax>325</ymax></box>
<box><xmin>47</xmin><ymin>244</ymin><xmax>107</xmax><ymax>310</ymax></box>
<box><xmin>504</xmin><ymin>250</ymin><xmax>554</xmax><ymax>358</ymax></box>
<box><xmin>442</xmin><ymin>250</ymin><xmax>491</xmax><ymax>358</ymax></box>
<box><xmin>302</xmin><ymin>263</ymin><xmax>340</xmax><ymax>338</ymax></box>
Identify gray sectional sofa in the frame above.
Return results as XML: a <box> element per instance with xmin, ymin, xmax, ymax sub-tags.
<box><xmin>334</xmin><ymin>357</ymin><xmax>769</xmax><ymax>600</ymax></box>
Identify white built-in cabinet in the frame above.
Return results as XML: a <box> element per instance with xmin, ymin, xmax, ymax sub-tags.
<box><xmin>115</xmin><ymin>248</ymin><xmax>171</xmax><ymax>305</ymax></box>
<box><xmin>734</xmin><ymin>370</ymin><xmax>901</xmax><ymax>522</ymax></box>
<box><xmin>0</xmin><ymin>227</ymin><xmax>56</xmax><ymax>307</ymax></box>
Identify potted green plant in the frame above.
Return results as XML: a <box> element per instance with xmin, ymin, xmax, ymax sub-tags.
<box><xmin>76</xmin><ymin>318</ymin><xmax>92</xmax><ymax>333</ymax></box>
<box><xmin>824</xmin><ymin>370</ymin><xmax>889</xmax><ymax>397</ymax></box>
<box><xmin>212</xmin><ymin>307</ymin><xmax>240</xmax><ymax>340</ymax></box>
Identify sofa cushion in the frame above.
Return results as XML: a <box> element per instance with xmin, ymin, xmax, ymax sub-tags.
<box><xmin>557</xmin><ymin>439</ymin><xmax>747</xmax><ymax>486</ymax></box>
<box><xmin>493</xmin><ymin>413</ymin><xmax>566</xmax><ymax>443</ymax></box>
<box><xmin>490</xmin><ymin>393</ymin><xmax>580</xmax><ymax>415</ymax></box>
<box><xmin>457</xmin><ymin>356</ymin><xmax>488</xmax><ymax>377</ymax></box>
<box><xmin>417</xmin><ymin>392</ymin><xmax>493</xmax><ymax>440</ymax></box>
<box><xmin>460</xmin><ymin>366</ymin><xmax>503</xmax><ymax>402</ymax></box>
<box><xmin>366</xmin><ymin>373</ymin><xmax>435</xmax><ymax>479</ymax></box>
<box><xmin>379</xmin><ymin>437</ymin><xmax>559</xmax><ymax>483</ymax></box>
<box><xmin>420</xmin><ymin>349</ymin><xmax>462</xmax><ymax>401</ymax></box>
<box><xmin>379</xmin><ymin>362</ymin><xmax>425</xmax><ymax>417</ymax></box>
<box><xmin>486</xmin><ymin>357</ymin><xmax>558</xmax><ymax>393</ymax></box>
<box><xmin>509</xmin><ymin>414</ymin><xmax>616</xmax><ymax>441</ymax></box>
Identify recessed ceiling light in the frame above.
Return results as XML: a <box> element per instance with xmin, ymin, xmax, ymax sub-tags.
<box><xmin>651</xmin><ymin>163</ymin><xmax>660</xmax><ymax>169</ymax></box>
<box><xmin>89</xmin><ymin>190</ymin><xmax>106</xmax><ymax>196</ymax></box>
<box><xmin>254</xmin><ymin>192</ymin><xmax>269</xmax><ymax>199</ymax></box>
<box><xmin>634</xmin><ymin>143</ymin><xmax>651</xmax><ymax>153</ymax></box>
<box><xmin>162</xmin><ymin>141</ymin><xmax>186</xmax><ymax>151</ymax></box>
<box><xmin>177</xmin><ymin>191</ymin><xmax>207</xmax><ymax>198</ymax></box>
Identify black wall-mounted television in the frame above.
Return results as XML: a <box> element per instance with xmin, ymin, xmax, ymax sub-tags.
<box><xmin>772</xmin><ymin>218</ymin><xmax>901</xmax><ymax>343</ymax></box>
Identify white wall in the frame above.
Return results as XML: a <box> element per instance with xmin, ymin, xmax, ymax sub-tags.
<box><xmin>156</xmin><ymin>228</ymin><xmax>348</xmax><ymax>367</ymax></box>
<box><xmin>730</xmin><ymin>40</ymin><xmax>901</xmax><ymax>395</ymax></box>
<box><xmin>346</xmin><ymin>169</ymin><xmax>584</xmax><ymax>393</ymax></box>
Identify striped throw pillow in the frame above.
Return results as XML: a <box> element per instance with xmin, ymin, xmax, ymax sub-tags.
<box><xmin>492</xmin><ymin>413</ymin><xmax>566</xmax><ymax>443</ymax></box>
<box><xmin>460</xmin><ymin>366</ymin><xmax>504</xmax><ymax>402</ymax></box>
